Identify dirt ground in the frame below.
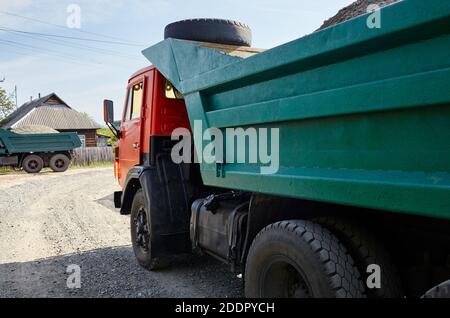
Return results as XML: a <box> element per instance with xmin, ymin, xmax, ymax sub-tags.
<box><xmin>0</xmin><ymin>168</ymin><xmax>243</xmax><ymax>298</ymax></box>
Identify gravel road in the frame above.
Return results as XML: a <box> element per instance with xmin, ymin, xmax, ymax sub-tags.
<box><xmin>0</xmin><ymin>168</ymin><xmax>243</xmax><ymax>298</ymax></box>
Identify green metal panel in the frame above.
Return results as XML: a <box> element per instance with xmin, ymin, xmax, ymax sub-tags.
<box><xmin>143</xmin><ymin>0</ymin><xmax>450</xmax><ymax>220</ymax></box>
<box><xmin>0</xmin><ymin>129</ymin><xmax>82</xmax><ymax>154</ymax></box>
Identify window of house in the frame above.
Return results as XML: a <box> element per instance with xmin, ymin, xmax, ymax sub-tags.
<box><xmin>78</xmin><ymin>135</ymin><xmax>86</xmax><ymax>148</ymax></box>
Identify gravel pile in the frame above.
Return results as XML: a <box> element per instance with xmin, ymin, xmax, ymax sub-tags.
<box><xmin>318</xmin><ymin>0</ymin><xmax>401</xmax><ymax>30</ymax></box>
<box><xmin>12</xmin><ymin>125</ymin><xmax>59</xmax><ymax>134</ymax></box>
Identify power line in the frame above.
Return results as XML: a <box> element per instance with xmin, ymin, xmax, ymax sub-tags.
<box><xmin>0</xmin><ymin>10</ymin><xmax>145</xmax><ymax>46</ymax></box>
<box><xmin>0</xmin><ymin>26</ymin><xmax>143</xmax><ymax>47</ymax></box>
<box><xmin>0</xmin><ymin>42</ymin><xmax>137</xmax><ymax>70</ymax></box>
<box><xmin>0</xmin><ymin>39</ymin><xmax>102</xmax><ymax>66</ymax></box>
<box><xmin>0</xmin><ymin>27</ymin><xmax>138</xmax><ymax>60</ymax></box>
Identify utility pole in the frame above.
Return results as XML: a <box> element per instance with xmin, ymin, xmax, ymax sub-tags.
<box><xmin>14</xmin><ymin>85</ymin><xmax>18</xmax><ymax>108</ymax></box>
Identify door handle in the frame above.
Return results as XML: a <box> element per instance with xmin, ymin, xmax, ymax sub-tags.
<box><xmin>133</xmin><ymin>143</ymin><xmax>140</xmax><ymax>149</ymax></box>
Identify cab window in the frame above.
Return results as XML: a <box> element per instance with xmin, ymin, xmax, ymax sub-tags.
<box><xmin>124</xmin><ymin>89</ymin><xmax>132</xmax><ymax>122</ymax></box>
<box><xmin>165</xmin><ymin>80</ymin><xmax>183</xmax><ymax>100</ymax></box>
<box><xmin>131</xmin><ymin>82</ymin><xmax>143</xmax><ymax>120</ymax></box>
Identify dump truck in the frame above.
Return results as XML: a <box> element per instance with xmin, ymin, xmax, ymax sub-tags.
<box><xmin>104</xmin><ymin>0</ymin><xmax>450</xmax><ymax>298</ymax></box>
<box><xmin>0</xmin><ymin>129</ymin><xmax>81</xmax><ymax>173</ymax></box>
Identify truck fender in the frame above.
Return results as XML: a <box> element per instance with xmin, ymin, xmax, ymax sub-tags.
<box><xmin>118</xmin><ymin>166</ymin><xmax>145</xmax><ymax>215</ymax></box>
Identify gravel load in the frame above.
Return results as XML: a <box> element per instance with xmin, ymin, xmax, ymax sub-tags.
<box><xmin>12</xmin><ymin>125</ymin><xmax>59</xmax><ymax>134</ymax></box>
<box><xmin>319</xmin><ymin>0</ymin><xmax>401</xmax><ymax>30</ymax></box>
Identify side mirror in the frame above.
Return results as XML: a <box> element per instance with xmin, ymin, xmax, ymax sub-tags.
<box><xmin>103</xmin><ymin>99</ymin><xmax>121</xmax><ymax>139</ymax></box>
<box><xmin>103</xmin><ymin>99</ymin><xmax>114</xmax><ymax>124</ymax></box>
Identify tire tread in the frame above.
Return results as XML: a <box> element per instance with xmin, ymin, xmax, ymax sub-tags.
<box><xmin>248</xmin><ymin>220</ymin><xmax>365</xmax><ymax>298</ymax></box>
<box><xmin>315</xmin><ymin>217</ymin><xmax>404</xmax><ymax>298</ymax></box>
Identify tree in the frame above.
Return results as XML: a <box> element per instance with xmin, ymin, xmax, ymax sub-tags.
<box><xmin>0</xmin><ymin>86</ymin><xmax>16</xmax><ymax>123</ymax></box>
<box><xmin>97</xmin><ymin>127</ymin><xmax>118</xmax><ymax>145</ymax></box>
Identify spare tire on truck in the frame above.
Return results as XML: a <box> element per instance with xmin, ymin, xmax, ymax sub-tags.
<box><xmin>164</xmin><ymin>19</ymin><xmax>252</xmax><ymax>47</ymax></box>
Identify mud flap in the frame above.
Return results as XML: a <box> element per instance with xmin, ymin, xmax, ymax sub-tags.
<box><xmin>139</xmin><ymin>154</ymin><xmax>192</xmax><ymax>257</ymax></box>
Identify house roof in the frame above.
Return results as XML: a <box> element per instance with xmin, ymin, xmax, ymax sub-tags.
<box><xmin>16</xmin><ymin>106</ymin><xmax>101</xmax><ymax>130</ymax></box>
<box><xmin>1</xmin><ymin>93</ymin><xmax>101</xmax><ymax>130</ymax></box>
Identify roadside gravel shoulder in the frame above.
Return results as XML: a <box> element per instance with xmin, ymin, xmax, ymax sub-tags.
<box><xmin>0</xmin><ymin>168</ymin><xmax>243</xmax><ymax>298</ymax></box>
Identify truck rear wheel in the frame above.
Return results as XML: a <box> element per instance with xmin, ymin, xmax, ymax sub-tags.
<box><xmin>422</xmin><ymin>280</ymin><xmax>450</xmax><ymax>298</ymax></box>
<box><xmin>49</xmin><ymin>154</ymin><xmax>70</xmax><ymax>173</ymax></box>
<box><xmin>245</xmin><ymin>220</ymin><xmax>366</xmax><ymax>298</ymax></box>
<box><xmin>130</xmin><ymin>189</ymin><xmax>169</xmax><ymax>271</ymax></box>
<box><xmin>314</xmin><ymin>217</ymin><xmax>404</xmax><ymax>298</ymax></box>
<box><xmin>22</xmin><ymin>154</ymin><xmax>44</xmax><ymax>174</ymax></box>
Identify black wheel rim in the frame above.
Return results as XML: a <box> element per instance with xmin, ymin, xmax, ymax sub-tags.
<box><xmin>260</xmin><ymin>256</ymin><xmax>313</xmax><ymax>298</ymax></box>
<box><xmin>134</xmin><ymin>207</ymin><xmax>150</xmax><ymax>252</ymax></box>
<box><xmin>55</xmin><ymin>159</ymin><xmax>65</xmax><ymax>168</ymax></box>
<box><xmin>28</xmin><ymin>160</ymin><xmax>39</xmax><ymax>170</ymax></box>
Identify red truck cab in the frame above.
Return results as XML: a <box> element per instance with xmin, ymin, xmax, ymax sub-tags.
<box><xmin>113</xmin><ymin>67</ymin><xmax>190</xmax><ymax>187</ymax></box>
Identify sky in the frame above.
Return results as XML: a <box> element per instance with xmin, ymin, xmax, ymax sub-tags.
<box><xmin>0</xmin><ymin>0</ymin><xmax>355</xmax><ymax>125</ymax></box>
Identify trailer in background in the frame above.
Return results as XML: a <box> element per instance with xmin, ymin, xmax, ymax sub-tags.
<box><xmin>0</xmin><ymin>129</ymin><xmax>81</xmax><ymax>173</ymax></box>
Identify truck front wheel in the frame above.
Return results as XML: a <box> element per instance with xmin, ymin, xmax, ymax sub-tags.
<box><xmin>22</xmin><ymin>154</ymin><xmax>44</xmax><ymax>174</ymax></box>
<box><xmin>49</xmin><ymin>154</ymin><xmax>70</xmax><ymax>173</ymax></box>
<box><xmin>245</xmin><ymin>220</ymin><xmax>366</xmax><ymax>298</ymax></box>
<box><xmin>130</xmin><ymin>189</ymin><xmax>169</xmax><ymax>271</ymax></box>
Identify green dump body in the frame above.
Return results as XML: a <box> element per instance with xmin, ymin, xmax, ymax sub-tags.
<box><xmin>143</xmin><ymin>0</ymin><xmax>450</xmax><ymax>220</ymax></box>
<box><xmin>0</xmin><ymin>129</ymin><xmax>82</xmax><ymax>155</ymax></box>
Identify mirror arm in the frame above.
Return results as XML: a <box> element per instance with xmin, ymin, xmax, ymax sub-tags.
<box><xmin>106</xmin><ymin>122</ymin><xmax>121</xmax><ymax>139</ymax></box>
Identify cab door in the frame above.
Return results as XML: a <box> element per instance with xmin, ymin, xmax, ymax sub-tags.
<box><xmin>118</xmin><ymin>78</ymin><xmax>144</xmax><ymax>186</ymax></box>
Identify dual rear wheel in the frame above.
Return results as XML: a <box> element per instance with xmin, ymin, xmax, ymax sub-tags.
<box><xmin>245</xmin><ymin>220</ymin><xmax>366</xmax><ymax>298</ymax></box>
<box><xmin>22</xmin><ymin>153</ymin><xmax>70</xmax><ymax>174</ymax></box>
<box><xmin>49</xmin><ymin>154</ymin><xmax>71</xmax><ymax>172</ymax></box>
<box><xmin>245</xmin><ymin>218</ymin><xmax>404</xmax><ymax>298</ymax></box>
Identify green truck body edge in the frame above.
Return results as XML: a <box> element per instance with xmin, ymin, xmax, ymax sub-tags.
<box><xmin>142</xmin><ymin>0</ymin><xmax>450</xmax><ymax>220</ymax></box>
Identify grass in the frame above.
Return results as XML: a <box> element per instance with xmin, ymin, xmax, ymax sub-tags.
<box><xmin>0</xmin><ymin>162</ymin><xmax>113</xmax><ymax>175</ymax></box>
<box><xmin>0</xmin><ymin>166</ymin><xmax>20</xmax><ymax>175</ymax></box>
<box><xmin>71</xmin><ymin>162</ymin><xmax>113</xmax><ymax>169</ymax></box>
